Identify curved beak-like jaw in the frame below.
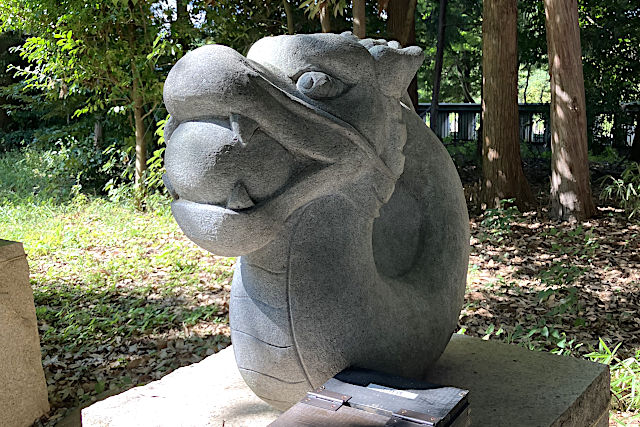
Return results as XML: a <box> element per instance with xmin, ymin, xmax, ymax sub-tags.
<box><xmin>162</xmin><ymin>44</ymin><xmax>390</xmax><ymax>256</ymax></box>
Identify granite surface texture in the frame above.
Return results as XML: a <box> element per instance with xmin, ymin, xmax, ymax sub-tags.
<box><xmin>163</xmin><ymin>32</ymin><xmax>470</xmax><ymax>409</ymax></box>
<box><xmin>0</xmin><ymin>240</ymin><xmax>50</xmax><ymax>427</ymax></box>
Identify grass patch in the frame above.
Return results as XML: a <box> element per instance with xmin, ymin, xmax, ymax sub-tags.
<box><xmin>588</xmin><ymin>339</ymin><xmax>640</xmax><ymax>412</ymax></box>
<box><xmin>0</xmin><ymin>190</ymin><xmax>234</xmax><ymax>424</ymax></box>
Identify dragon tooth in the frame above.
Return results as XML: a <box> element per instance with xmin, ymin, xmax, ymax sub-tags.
<box><xmin>226</xmin><ymin>182</ymin><xmax>255</xmax><ymax>210</ymax></box>
<box><xmin>229</xmin><ymin>113</ymin><xmax>259</xmax><ymax>146</ymax></box>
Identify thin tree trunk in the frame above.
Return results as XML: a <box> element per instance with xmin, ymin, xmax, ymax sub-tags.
<box><xmin>353</xmin><ymin>0</ymin><xmax>366</xmax><ymax>39</ymax></box>
<box><xmin>477</xmin><ymin>75</ymin><xmax>483</xmax><ymax>158</ymax></box>
<box><xmin>629</xmin><ymin>111</ymin><xmax>640</xmax><ymax>162</ymax></box>
<box><xmin>128</xmin><ymin>21</ymin><xmax>147</xmax><ymax>190</ymax></box>
<box><xmin>387</xmin><ymin>0</ymin><xmax>418</xmax><ymax>108</ymax></box>
<box><xmin>133</xmin><ymin>82</ymin><xmax>147</xmax><ymax>188</ymax></box>
<box><xmin>456</xmin><ymin>63</ymin><xmax>475</xmax><ymax>104</ymax></box>
<box><xmin>523</xmin><ymin>64</ymin><xmax>531</xmax><ymax>104</ymax></box>
<box><xmin>319</xmin><ymin>2</ymin><xmax>331</xmax><ymax>33</ymax></box>
<box><xmin>93</xmin><ymin>118</ymin><xmax>103</xmax><ymax>151</ymax></box>
<box><xmin>544</xmin><ymin>0</ymin><xmax>595</xmax><ymax>220</ymax></box>
<box><xmin>174</xmin><ymin>0</ymin><xmax>191</xmax><ymax>51</ymax></box>
<box><xmin>480</xmin><ymin>0</ymin><xmax>533</xmax><ymax>210</ymax></box>
<box><xmin>283</xmin><ymin>0</ymin><xmax>295</xmax><ymax>35</ymax></box>
<box><xmin>429</xmin><ymin>0</ymin><xmax>448</xmax><ymax>135</ymax></box>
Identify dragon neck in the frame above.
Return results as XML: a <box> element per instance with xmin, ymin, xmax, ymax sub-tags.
<box><xmin>338</xmin><ymin>97</ymin><xmax>408</xmax><ymax>218</ymax></box>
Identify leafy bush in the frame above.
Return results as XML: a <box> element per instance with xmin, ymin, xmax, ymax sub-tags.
<box><xmin>600</xmin><ymin>162</ymin><xmax>640</xmax><ymax>219</ymax></box>
<box><xmin>478</xmin><ymin>198</ymin><xmax>520</xmax><ymax>243</ymax></box>
<box><xmin>589</xmin><ymin>146</ymin><xmax>622</xmax><ymax>163</ymax></box>
<box><xmin>0</xmin><ymin>138</ymin><xmax>104</xmax><ymax>203</ymax></box>
<box><xmin>445</xmin><ymin>139</ymin><xmax>479</xmax><ymax>168</ymax></box>
<box><xmin>0</xmin><ymin>128</ymin><xmax>36</xmax><ymax>152</ymax></box>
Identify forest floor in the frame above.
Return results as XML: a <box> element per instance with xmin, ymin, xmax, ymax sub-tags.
<box><xmin>1</xmin><ymin>160</ymin><xmax>639</xmax><ymax>426</ymax></box>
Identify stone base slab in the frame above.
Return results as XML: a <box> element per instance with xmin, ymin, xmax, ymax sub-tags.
<box><xmin>82</xmin><ymin>335</ymin><xmax>609</xmax><ymax>426</ymax></box>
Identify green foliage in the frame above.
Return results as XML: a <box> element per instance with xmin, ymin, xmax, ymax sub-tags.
<box><xmin>145</xmin><ymin>116</ymin><xmax>169</xmax><ymax>194</ymax></box>
<box><xmin>600</xmin><ymin>162</ymin><xmax>640</xmax><ymax>219</ymax></box>
<box><xmin>588</xmin><ymin>339</ymin><xmax>640</xmax><ymax>411</ymax></box>
<box><xmin>0</xmin><ymin>0</ymin><xmax>181</xmax><ymax>190</ymax></box>
<box><xmin>478</xmin><ymin>199</ymin><xmax>520</xmax><ymax>243</ymax></box>
<box><xmin>445</xmin><ymin>140</ymin><xmax>480</xmax><ymax>168</ymax></box>
<box><xmin>416</xmin><ymin>0</ymin><xmax>482</xmax><ymax>103</ymax></box>
<box><xmin>589</xmin><ymin>146</ymin><xmax>622</xmax><ymax>163</ymax></box>
<box><xmin>482</xmin><ymin>322</ymin><xmax>581</xmax><ymax>356</ymax></box>
<box><xmin>518</xmin><ymin>66</ymin><xmax>550</xmax><ymax>104</ymax></box>
<box><xmin>300</xmin><ymin>0</ymin><xmax>348</xmax><ymax>20</ymax></box>
<box><xmin>199</xmin><ymin>1</ymin><xmax>313</xmax><ymax>55</ymax></box>
<box><xmin>0</xmin><ymin>143</ymin><xmax>104</xmax><ymax>204</ymax></box>
<box><xmin>579</xmin><ymin>1</ymin><xmax>640</xmax><ymax>144</ymax></box>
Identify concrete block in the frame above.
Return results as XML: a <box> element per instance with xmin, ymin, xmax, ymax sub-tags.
<box><xmin>0</xmin><ymin>240</ymin><xmax>50</xmax><ymax>427</ymax></box>
<box><xmin>81</xmin><ymin>347</ymin><xmax>280</xmax><ymax>427</ymax></box>
<box><xmin>424</xmin><ymin>335</ymin><xmax>610</xmax><ymax>426</ymax></box>
<box><xmin>82</xmin><ymin>335</ymin><xmax>609</xmax><ymax>426</ymax></box>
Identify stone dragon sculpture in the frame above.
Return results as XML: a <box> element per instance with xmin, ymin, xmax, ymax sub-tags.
<box><xmin>162</xmin><ymin>32</ymin><xmax>469</xmax><ymax>410</ymax></box>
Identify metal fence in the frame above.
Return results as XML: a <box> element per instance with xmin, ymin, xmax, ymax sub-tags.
<box><xmin>416</xmin><ymin>103</ymin><xmax>638</xmax><ymax>149</ymax></box>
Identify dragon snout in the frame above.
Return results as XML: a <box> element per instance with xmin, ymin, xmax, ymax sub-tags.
<box><xmin>163</xmin><ymin>44</ymin><xmax>300</xmax><ymax>210</ymax></box>
<box><xmin>163</xmin><ymin>44</ymin><xmax>285</xmax><ymax>124</ymax></box>
<box><xmin>164</xmin><ymin>117</ymin><xmax>294</xmax><ymax>209</ymax></box>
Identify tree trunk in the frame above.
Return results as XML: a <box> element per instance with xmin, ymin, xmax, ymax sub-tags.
<box><xmin>429</xmin><ymin>0</ymin><xmax>448</xmax><ymax>135</ymax></box>
<box><xmin>456</xmin><ymin>63</ymin><xmax>475</xmax><ymax>104</ymax></box>
<box><xmin>523</xmin><ymin>64</ymin><xmax>531</xmax><ymax>104</ymax></box>
<box><xmin>544</xmin><ymin>0</ymin><xmax>595</xmax><ymax>220</ymax></box>
<box><xmin>386</xmin><ymin>0</ymin><xmax>418</xmax><ymax>108</ymax></box>
<box><xmin>127</xmin><ymin>21</ymin><xmax>147</xmax><ymax>190</ymax></box>
<box><xmin>353</xmin><ymin>0</ymin><xmax>366</xmax><ymax>39</ymax></box>
<box><xmin>480</xmin><ymin>0</ymin><xmax>533</xmax><ymax>210</ymax></box>
<box><xmin>93</xmin><ymin>118</ymin><xmax>103</xmax><ymax>151</ymax></box>
<box><xmin>283</xmin><ymin>0</ymin><xmax>295</xmax><ymax>35</ymax></box>
<box><xmin>133</xmin><ymin>84</ymin><xmax>147</xmax><ymax>188</ymax></box>
<box><xmin>319</xmin><ymin>2</ymin><xmax>331</xmax><ymax>33</ymax></box>
<box><xmin>629</xmin><ymin>111</ymin><xmax>640</xmax><ymax>162</ymax></box>
<box><xmin>477</xmin><ymin>73</ymin><xmax>483</xmax><ymax>158</ymax></box>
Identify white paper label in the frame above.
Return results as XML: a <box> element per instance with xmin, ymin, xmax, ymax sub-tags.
<box><xmin>367</xmin><ymin>384</ymin><xmax>419</xmax><ymax>400</ymax></box>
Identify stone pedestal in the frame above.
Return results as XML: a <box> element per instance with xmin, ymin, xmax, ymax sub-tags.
<box><xmin>0</xmin><ymin>240</ymin><xmax>50</xmax><ymax>427</ymax></box>
<box><xmin>82</xmin><ymin>335</ymin><xmax>609</xmax><ymax>427</ymax></box>
<box><xmin>425</xmin><ymin>335</ymin><xmax>610</xmax><ymax>427</ymax></box>
<box><xmin>82</xmin><ymin>347</ymin><xmax>280</xmax><ymax>426</ymax></box>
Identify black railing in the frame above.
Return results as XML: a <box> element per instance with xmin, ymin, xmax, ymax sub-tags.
<box><xmin>416</xmin><ymin>102</ymin><xmax>638</xmax><ymax>149</ymax></box>
<box><xmin>416</xmin><ymin>103</ymin><xmax>550</xmax><ymax>146</ymax></box>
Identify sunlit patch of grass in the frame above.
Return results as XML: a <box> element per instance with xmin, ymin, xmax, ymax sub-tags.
<box><xmin>1</xmin><ymin>194</ymin><xmax>235</xmax><ymax>423</ymax></box>
<box><xmin>588</xmin><ymin>339</ymin><xmax>640</xmax><ymax>412</ymax></box>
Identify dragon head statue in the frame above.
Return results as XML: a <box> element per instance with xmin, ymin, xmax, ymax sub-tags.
<box><xmin>163</xmin><ymin>32</ymin><xmax>469</xmax><ymax>410</ymax></box>
<box><xmin>163</xmin><ymin>32</ymin><xmax>424</xmax><ymax>257</ymax></box>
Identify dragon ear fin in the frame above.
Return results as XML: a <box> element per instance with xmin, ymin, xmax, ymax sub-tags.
<box><xmin>369</xmin><ymin>44</ymin><xmax>424</xmax><ymax>99</ymax></box>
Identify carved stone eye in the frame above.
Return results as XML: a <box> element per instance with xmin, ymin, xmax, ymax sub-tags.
<box><xmin>296</xmin><ymin>71</ymin><xmax>347</xmax><ymax>100</ymax></box>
